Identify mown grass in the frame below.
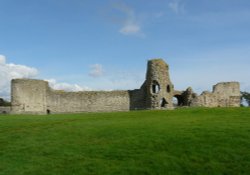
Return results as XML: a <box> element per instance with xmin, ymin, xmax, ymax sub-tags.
<box><xmin>0</xmin><ymin>108</ymin><xmax>250</xmax><ymax>175</ymax></box>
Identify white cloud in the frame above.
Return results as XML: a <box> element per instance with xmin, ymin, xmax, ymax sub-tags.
<box><xmin>168</xmin><ymin>0</ymin><xmax>184</xmax><ymax>14</ymax></box>
<box><xmin>89</xmin><ymin>64</ymin><xmax>104</xmax><ymax>78</ymax></box>
<box><xmin>46</xmin><ymin>79</ymin><xmax>91</xmax><ymax>92</ymax></box>
<box><xmin>120</xmin><ymin>22</ymin><xmax>141</xmax><ymax>35</ymax></box>
<box><xmin>113</xmin><ymin>1</ymin><xmax>143</xmax><ymax>36</ymax></box>
<box><xmin>0</xmin><ymin>55</ymin><xmax>38</xmax><ymax>100</ymax></box>
<box><xmin>0</xmin><ymin>55</ymin><xmax>6</xmax><ymax>64</ymax></box>
<box><xmin>85</xmin><ymin>69</ymin><xmax>145</xmax><ymax>91</ymax></box>
<box><xmin>0</xmin><ymin>55</ymin><xmax>93</xmax><ymax>100</ymax></box>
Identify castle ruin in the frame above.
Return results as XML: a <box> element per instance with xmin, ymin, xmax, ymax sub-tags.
<box><xmin>10</xmin><ymin>59</ymin><xmax>241</xmax><ymax>114</ymax></box>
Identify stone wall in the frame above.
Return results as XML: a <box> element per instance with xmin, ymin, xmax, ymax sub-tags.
<box><xmin>46</xmin><ymin>89</ymin><xmax>131</xmax><ymax>114</ymax></box>
<box><xmin>129</xmin><ymin>88</ymin><xmax>147</xmax><ymax>110</ymax></box>
<box><xmin>11</xmin><ymin>79</ymin><xmax>48</xmax><ymax>114</ymax></box>
<box><xmin>173</xmin><ymin>88</ymin><xmax>197</xmax><ymax>107</ymax></box>
<box><xmin>0</xmin><ymin>107</ymin><xmax>11</xmax><ymax>114</ymax></box>
<box><xmin>190</xmin><ymin>82</ymin><xmax>241</xmax><ymax>107</ymax></box>
<box><xmin>10</xmin><ymin>79</ymin><xmax>148</xmax><ymax>114</ymax></box>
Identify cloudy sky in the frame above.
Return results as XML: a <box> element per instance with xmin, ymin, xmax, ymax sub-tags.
<box><xmin>0</xmin><ymin>0</ymin><xmax>250</xmax><ymax>100</ymax></box>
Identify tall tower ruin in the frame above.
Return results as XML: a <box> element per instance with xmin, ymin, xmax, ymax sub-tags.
<box><xmin>144</xmin><ymin>59</ymin><xmax>174</xmax><ymax>109</ymax></box>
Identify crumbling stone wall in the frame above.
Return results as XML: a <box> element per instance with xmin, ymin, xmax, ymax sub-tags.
<box><xmin>190</xmin><ymin>82</ymin><xmax>241</xmax><ymax>107</ymax></box>
<box><xmin>173</xmin><ymin>88</ymin><xmax>197</xmax><ymax>107</ymax></box>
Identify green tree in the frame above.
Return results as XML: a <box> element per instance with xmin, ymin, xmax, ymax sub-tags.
<box><xmin>0</xmin><ymin>98</ymin><xmax>11</xmax><ymax>106</ymax></box>
<box><xmin>241</xmin><ymin>91</ymin><xmax>250</xmax><ymax>107</ymax></box>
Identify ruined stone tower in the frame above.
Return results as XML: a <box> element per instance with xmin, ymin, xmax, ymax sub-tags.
<box><xmin>144</xmin><ymin>59</ymin><xmax>174</xmax><ymax>109</ymax></box>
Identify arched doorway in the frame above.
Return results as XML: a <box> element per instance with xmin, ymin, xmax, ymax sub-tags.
<box><xmin>172</xmin><ymin>96</ymin><xmax>178</xmax><ymax>107</ymax></box>
<box><xmin>173</xmin><ymin>95</ymin><xmax>184</xmax><ymax>107</ymax></box>
<box><xmin>160</xmin><ymin>98</ymin><xmax>168</xmax><ymax>108</ymax></box>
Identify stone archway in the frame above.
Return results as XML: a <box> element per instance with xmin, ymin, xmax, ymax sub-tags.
<box><xmin>173</xmin><ymin>95</ymin><xmax>184</xmax><ymax>107</ymax></box>
<box><xmin>160</xmin><ymin>98</ymin><xmax>168</xmax><ymax>108</ymax></box>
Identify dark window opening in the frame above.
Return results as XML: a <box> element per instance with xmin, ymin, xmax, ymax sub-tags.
<box><xmin>2</xmin><ymin>111</ymin><xmax>6</xmax><ymax>114</ymax></box>
<box><xmin>152</xmin><ymin>81</ymin><xmax>160</xmax><ymax>94</ymax></box>
<box><xmin>167</xmin><ymin>85</ymin><xmax>171</xmax><ymax>93</ymax></box>
<box><xmin>160</xmin><ymin>98</ymin><xmax>168</xmax><ymax>108</ymax></box>
<box><xmin>47</xmin><ymin>109</ymin><xmax>51</xmax><ymax>115</ymax></box>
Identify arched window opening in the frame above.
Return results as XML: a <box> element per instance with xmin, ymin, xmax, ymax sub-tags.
<box><xmin>160</xmin><ymin>98</ymin><xmax>168</xmax><ymax>108</ymax></box>
<box><xmin>47</xmin><ymin>109</ymin><xmax>51</xmax><ymax>115</ymax></box>
<box><xmin>152</xmin><ymin>81</ymin><xmax>160</xmax><ymax>94</ymax></box>
<box><xmin>167</xmin><ymin>85</ymin><xmax>171</xmax><ymax>93</ymax></box>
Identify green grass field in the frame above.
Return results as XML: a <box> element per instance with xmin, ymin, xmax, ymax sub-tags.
<box><xmin>0</xmin><ymin>108</ymin><xmax>250</xmax><ymax>175</ymax></box>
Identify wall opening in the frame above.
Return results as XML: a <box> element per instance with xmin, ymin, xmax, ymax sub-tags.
<box><xmin>152</xmin><ymin>81</ymin><xmax>160</xmax><ymax>94</ymax></box>
<box><xmin>172</xmin><ymin>96</ymin><xmax>178</xmax><ymax>107</ymax></box>
<box><xmin>2</xmin><ymin>111</ymin><xmax>6</xmax><ymax>114</ymax></box>
<box><xmin>167</xmin><ymin>85</ymin><xmax>171</xmax><ymax>93</ymax></box>
<box><xmin>173</xmin><ymin>95</ymin><xmax>184</xmax><ymax>107</ymax></box>
<box><xmin>160</xmin><ymin>98</ymin><xmax>168</xmax><ymax>108</ymax></box>
<box><xmin>47</xmin><ymin>109</ymin><xmax>51</xmax><ymax>115</ymax></box>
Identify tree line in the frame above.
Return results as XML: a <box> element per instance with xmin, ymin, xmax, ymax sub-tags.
<box><xmin>241</xmin><ymin>91</ymin><xmax>250</xmax><ymax>107</ymax></box>
<box><xmin>0</xmin><ymin>98</ymin><xmax>11</xmax><ymax>106</ymax></box>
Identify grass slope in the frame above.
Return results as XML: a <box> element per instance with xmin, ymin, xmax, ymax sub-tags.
<box><xmin>0</xmin><ymin>108</ymin><xmax>250</xmax><ymax>175</ymax></box>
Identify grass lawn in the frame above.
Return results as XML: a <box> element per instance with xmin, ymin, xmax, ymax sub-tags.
<box><xmin>0</xmin><ymin>108</ymin><xmax>250</xmax><ymax>175</ymax></box>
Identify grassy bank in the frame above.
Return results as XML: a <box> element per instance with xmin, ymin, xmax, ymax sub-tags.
<box><xmin>0</xmin><ymin>108</ymin><xmax>250</xmax><ymax>175</ymax></box>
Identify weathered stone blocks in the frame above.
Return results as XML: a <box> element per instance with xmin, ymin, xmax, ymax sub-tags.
<box><xmin>190</xmin><ymin>82</ymin><xmax>241</xmax><ymax>107</ymax></box>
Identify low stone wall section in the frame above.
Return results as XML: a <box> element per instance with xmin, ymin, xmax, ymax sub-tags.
<box><xmin>0</xmin><ymin>107</ymin><xmax>11</xmax><ymax>114</ymax></box>
<box><xmin>46</xmin><ymin>89</ymin><xmax>131</xmax><ymax>113</ymax></box>
<box><xmin>129</xmin><ymin>88</ymin><xmax>147</xmax><ymax>110</ymax></box>
<box><xmin>11</xmin><ymin>79</ymin><xmax>145</xmax><ymax>114</ymax></box>
<box><xmin>191</xmin><ymin>82</ymin><xmax>241</xmax><ymax>107</ymax></box>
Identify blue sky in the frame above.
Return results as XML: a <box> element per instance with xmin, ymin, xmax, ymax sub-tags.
<box><xmin>0</xmin><ymin>0</ymin><xmax>250</xmax><ymax>99</ymax></box>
